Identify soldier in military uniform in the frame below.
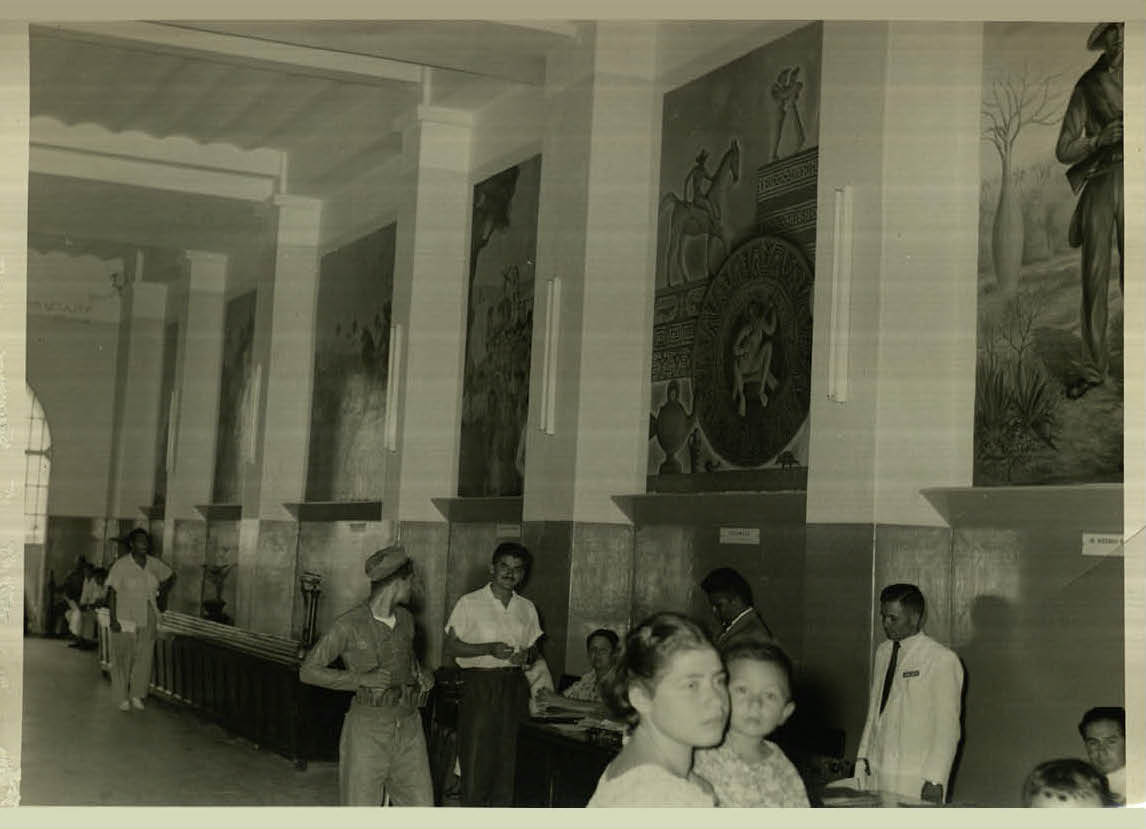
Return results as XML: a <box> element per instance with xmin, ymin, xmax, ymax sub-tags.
<box><xmin>300</xmin><ymin>544</ymin><xmax>435</xmax><ymax>806</ymax></box>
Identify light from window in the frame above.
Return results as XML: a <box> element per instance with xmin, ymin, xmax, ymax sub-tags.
<box><xmin>25</xmin><ymin>384</ymin><xmax>51</xmax><ymax>546</ymax></box>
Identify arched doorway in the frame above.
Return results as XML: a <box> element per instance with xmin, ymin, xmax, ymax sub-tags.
<box><xmin>24</xmin><ymin>383</ymin><xmax>52</xmax><ymax>634</ymax></box>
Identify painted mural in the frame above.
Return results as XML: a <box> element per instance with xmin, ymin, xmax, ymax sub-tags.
<box><xmin>305</xmin><ymin>224</ymin><xmax>396</xmax><ymax>502</ymax></box>
<box><xmin>211</xmin><ymin>291</ymin><xmax>256</xmax><ymax>504</ymax></box>
<box><xmin>457</xmin><ymin>155</ymin><xmax>541</xmax><ymax>498</ymax></box>
<box><xmin>152</xmin><ymin>321</ymin><xmax>178</xmax><ymax>508</ymax></box>
<box><xmin>974</xmin><ymin>22</ymin><xmax>1123</xmax><ymax>486</ymax></box>
<box><xmin>649</xmin><ymin>23</ymin><xmax>822</xmax><ymax>491</ymax></box>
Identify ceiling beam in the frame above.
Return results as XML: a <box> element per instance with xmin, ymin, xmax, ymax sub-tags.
<box><xmin>30</xmin><ymin>145</ymin><xmax>277</xmax><ymax>203</ymax></box>
<box><xmin>495</xmin><ymin>21</ymin><xmax>581</xmax><ymax>39</ymax></box>
<box><xmin>32</xmin><ymin>116</ymin><xmax>284</xmax><ymax>179</ymax></box>
<box><xmin>34</xmin><ymin>21</ymin><xmax>425</xmax><ymax>87</ymax></box>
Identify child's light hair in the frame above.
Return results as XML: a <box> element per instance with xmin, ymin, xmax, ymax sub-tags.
<box><xmin>1021</xmin><ymin>758</ymin><xmax>1113</xmax><ymax>807</ymax></box>
<box><xmin>721</xmin><ymin>640</ymin><xmax>795</xmax><ymax>699</ymax></box>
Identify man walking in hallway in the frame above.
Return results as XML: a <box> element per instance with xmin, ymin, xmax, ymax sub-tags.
<box><xmin>105</xmin><ymin>529</ymin><xmax>175</xmax><ymax>712</ymax></box>
<box><xmin>300</xmin><ymin>544</ymin><xmax>436</xmax><ymax>806</ymax></box>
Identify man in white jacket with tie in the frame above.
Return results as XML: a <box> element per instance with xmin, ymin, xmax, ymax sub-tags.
<box><xmin>854</xmin><ymin>583</ymin><xmax>964</xmax><ymax>804</ymax></box>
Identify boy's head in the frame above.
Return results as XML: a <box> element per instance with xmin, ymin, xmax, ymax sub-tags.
<box><xmin>722</xmin><ymin>641</ymin><xmax>795</xmax><ymax>740</ymax></box>
<box><xmin>1022</xmin><ymin>758</ymin><xmax>1113</xmax><ymax>808</ymax></box>
<box><xmin>1078</xmin><ymin>706</ymin><xmax>1126</xmax><ymax>775</ymax></box>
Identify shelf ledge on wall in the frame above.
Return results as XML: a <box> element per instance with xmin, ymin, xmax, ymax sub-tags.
<box><xmin>193</xmin><ymin>503</ymin><xmax>242</xmax><ymax>521</ymax></box>
<box><xmin>140</xmin><ymin>505</ymin><xmax>165</xmax><ymax>520</ymax></box>
<box><xmin>611</xmin><ymin>491</ymin><xmax>807</xmax><ymax>526</ymax></box>
<box><xmin>920</xmin><ymin>484</ymin><xmax>1122</xmax><ymax>532</ymax></box>
<box><xmin>431</xmin><ymin>497</ymin><xmax>523</xmax><ymax>523</ymax></box>
<box><xmin>282</xmin><ymin>501</ymin><xmax>383</xmax><ymax>523</ymax></box>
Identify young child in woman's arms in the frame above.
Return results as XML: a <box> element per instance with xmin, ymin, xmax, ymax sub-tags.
<box><xmin>694</xmin><ymin>640</ymin><xmax>810</xmax><ymax>807</ymax></box>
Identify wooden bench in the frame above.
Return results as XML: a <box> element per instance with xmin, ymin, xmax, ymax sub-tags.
<box><xmin>99</xmin><ymin>609</ymin><xmax>352</xmax><ymax>768</ymax></box>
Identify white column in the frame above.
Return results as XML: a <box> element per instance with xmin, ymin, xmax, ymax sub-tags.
<box><xmin>234</xmin><ymin>194</ymin><xmax>321</xmax><ymax>635</ymax></box>
<box><xmin>161</xmin><ymin>250</ymin><xmax>227</xmax><ymax>570</ymax></box>
<box><xmin>249</xmin><ymin>194</ymin><xmax>323</xmax><ymax>518</ymax></box>
<box><xmin>385</xmin><ymin>106</ymin><xmax>474</xmax><ymax>523</ymax></box>
<box><xmin>109</xmin><ymin>279</ymin><xmax>168</xmax><ymax>519</ymax></box>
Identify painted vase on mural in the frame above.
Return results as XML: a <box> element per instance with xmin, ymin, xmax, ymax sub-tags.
<box><xmin>653</xmin><ymin>380</ymin><xmax>696</xmax><ymax>475</ymax></box>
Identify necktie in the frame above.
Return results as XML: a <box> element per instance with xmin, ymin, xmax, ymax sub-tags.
<box><xmin>879</xmin><ymin>640</ymin><xmax>900</xmax><ymax>715</ymax></box>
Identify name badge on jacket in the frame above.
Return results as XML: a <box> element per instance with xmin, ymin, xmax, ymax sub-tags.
<box><xmin>902</xmin><ymin>670</ymin><xmax>920</xmax><ymax>678</ymax></box>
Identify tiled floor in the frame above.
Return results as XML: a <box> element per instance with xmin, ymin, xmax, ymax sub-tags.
<box><xmin>20</xmin><ymin>636</ymin><xmax>339</xmax><ymax>805</ymax></box>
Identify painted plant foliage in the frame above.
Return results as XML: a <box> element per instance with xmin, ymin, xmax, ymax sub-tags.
<box><xmin>457</xmin><ymin>155</ymin><xmax>541</xmax><ymax>497</ymax></box>
<box><xmin>305</xmin><ymin>223</ymin><xmax>396</xmax><ymax>501</ymax></box>
<box><xmin>211</xmin><ymin>291</ymin><xmax>256</xmax><ymax>504</ymax></box>
<box><xmin>649</xmin><ymin>22</ymin><xmax>822</xmax><ymax>491</ymax></box>
<box><xmin>974</xmin><ymin>22</ymin><xmax>1123</xmax><ymax>485</ymax></box>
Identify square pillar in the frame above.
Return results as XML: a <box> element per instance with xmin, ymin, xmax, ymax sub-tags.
<box><xmin>234</xmin><ymin>194</ymin><xmax>322</xmax><ymax>636</ymax></box>
<box><xmin>163</xmin><ymin>250</ymin><xmax>227</xmax><ymax>615</ymax></box>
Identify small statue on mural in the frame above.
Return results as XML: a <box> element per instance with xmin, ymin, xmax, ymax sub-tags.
<box><xmin>1055</xmin><ymin>21</ymin><xmax>1124</xmax><ymax>401</ymax></box>
<box><xmin>650</xmin><ymin>379</ymin><xmax>696</xmax><ymax>475</ymax></box>
<box><xmin>659</xmin><ymin>138</ymin><xmax>742</xmax><ymax>286</ymax></box>
<box><xmin>731</xmin><ymin>301</ymin><xmax>780</xmax><ymax>417</ymax></box>
<box><xmin>770</xmin><ymin>65</ymin><xmax>807</xmax><ymax>161</ymax></box>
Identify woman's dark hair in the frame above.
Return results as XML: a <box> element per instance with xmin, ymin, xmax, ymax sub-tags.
<box><xmin>1021</xmin><ymin>758</ymin><xmax>1114</xmax><ymax>807</ymax></box>
<box><xmin>721</xmin><ymin>640</ymin><xmax>795</xmax><ymax>700</ymax></box>
<box><xmin>601</xmin><ymin>612</ymin><xmax>714</xmax><ymax>728</ymax></box>
<box><xmin>585</xmin><ymin>627</ymin><xmax>620</xmax><ymax>652</ymax></box>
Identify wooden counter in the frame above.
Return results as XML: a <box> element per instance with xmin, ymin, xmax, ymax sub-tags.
<box><xmin>513</xmin><ymin>719</ymin><xmax>620</xmax><ymax>807</ymax></box>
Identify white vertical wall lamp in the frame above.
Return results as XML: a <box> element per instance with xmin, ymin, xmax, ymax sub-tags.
<box><xmin>384</xmin><ymin>323</ymin><xmax>403</xmax><ymax>452</ymax></box>
<box><xmin>539</xmin><ymin>276</ymin><xmax>562</xmax><ymax>435</ymax></box>
<box><xmin>827</xmin><ymin>185</ymin><xmax>855</xmax><ymax>403</ymax></box>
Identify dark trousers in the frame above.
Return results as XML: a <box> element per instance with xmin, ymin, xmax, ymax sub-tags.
<box><xmin>458</xmin><ymin>668</ymin><xmax>529</xmax><ymax>807</ymax></box>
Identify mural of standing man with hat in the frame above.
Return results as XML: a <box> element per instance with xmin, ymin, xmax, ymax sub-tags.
<box><xmin>1056</xmin><ymin>21</ymin><xmax>1124</xmax><ymax>400</ymax></box>
<box><xmin>300</xmin><ymin>544</ymin><xmax>436</xmax><ymax>806</ymax></box>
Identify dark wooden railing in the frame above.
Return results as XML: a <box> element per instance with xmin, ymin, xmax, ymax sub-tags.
<box><xmin>100</xmin><ymin>610</ymin><xmax>351</xmax><ymax>769</ymax></box>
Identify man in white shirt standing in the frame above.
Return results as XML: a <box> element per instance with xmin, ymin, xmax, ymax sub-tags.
<box><xmin>443</xmin><ymin>542</ymin><xmax>543</xmax><ymax>806</ymax></box>
<box><xmin>853</xmin><ymin>583</ymin><xmax>963</xmax><ymax>804</ymax></box>
<box><xmin>105</xmin><ymin>529</ymin><xmax>175</xmax><ymax>712</ymax></box>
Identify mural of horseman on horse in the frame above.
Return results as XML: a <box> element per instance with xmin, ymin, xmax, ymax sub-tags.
<box><xmin>659</xmin><ymin>137</ymin><xmax>741</xmax><ymax>286</ymax></box>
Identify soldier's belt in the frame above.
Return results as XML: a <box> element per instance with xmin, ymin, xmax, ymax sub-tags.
<box><xmin>355</xmin><ymin>684</ymin><xmax>418</xmax><ymax>708</ymax></box>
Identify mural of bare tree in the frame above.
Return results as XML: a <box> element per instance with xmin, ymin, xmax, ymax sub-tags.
<box><xmin>981</xmin><ymin>69</ymin><xmax>1063</xmax><ymax>294</ymax></box>
<box><xmin>467</xmin><ymin>165</ymin><xmax>520</xmax><ymax>335</ymax></box>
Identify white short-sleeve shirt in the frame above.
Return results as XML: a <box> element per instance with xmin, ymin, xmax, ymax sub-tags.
<box><xmin>445</xmin><ymin>584</ymin><xmax>542</xmax><ymax>669</ymax></box>
<box><xmin>106</xmin><ymin>554</ymin><xmax>172</xmax><ymax>627</ymax></box>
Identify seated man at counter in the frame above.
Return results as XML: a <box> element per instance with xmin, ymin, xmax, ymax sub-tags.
<box><xmin>1079</xmin><ymin>706</ymin><xmax>1126</xmax><ymax>805</ymax></box>
<box><xmin>443</xmin><ymin>541</ymin><xmax>543</xmax><ymax>807</ymax></box>
<box><xmin>537</xmin><ymin>628</ymin><xmax>619</xmax><ymax>716</ymax></box>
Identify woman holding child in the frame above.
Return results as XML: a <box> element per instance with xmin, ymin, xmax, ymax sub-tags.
<box><xmin>587</xmin><ymin>611</ymin><xmax>810</xmax><ymax>808</ymax></box>
<box><xmin>587</xmin><ymin>612</ymin><xmax>727</xmax><ymax>806</ymax></box>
